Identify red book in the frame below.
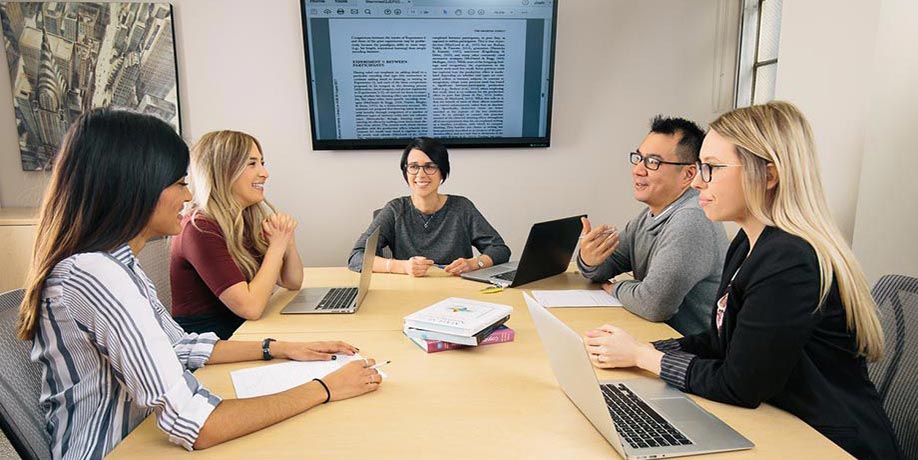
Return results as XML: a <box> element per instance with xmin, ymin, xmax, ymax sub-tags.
<box><xmin>405</xmin><ymin>326</ymin><xmax>515</xmax><ymax>353</ymax></box>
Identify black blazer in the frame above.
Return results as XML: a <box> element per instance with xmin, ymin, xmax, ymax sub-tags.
<box><xmin>676</xmin><ymin>226</ymin><xmax>900</xmax><ymax>459</ymax></box>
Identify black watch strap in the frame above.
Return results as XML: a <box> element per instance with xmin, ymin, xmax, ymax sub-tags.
<box><xmin>262</xmin><ymin>338</ymin><xmax>276</xmax><ymax>360</ymax></box>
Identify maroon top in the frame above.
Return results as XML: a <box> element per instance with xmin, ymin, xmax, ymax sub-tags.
<box><xmin>170</xmin><ymin>216</ymin><xmax>250</xmax><ymax>318</ymax></box>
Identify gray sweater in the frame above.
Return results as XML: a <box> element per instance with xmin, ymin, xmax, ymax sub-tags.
<box><xmin>578</xmin><ymin>188</ymin><xmax>727</xmax><ymax>335</ymax></box>
<box><xmin>348</xmin><ymin>195</ymin><xmax>511</xmax><ymax>272</ymax></box>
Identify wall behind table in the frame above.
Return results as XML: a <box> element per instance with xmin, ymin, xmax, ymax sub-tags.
<box><xmin>852</xmin><ymin>0</ymin><xmax>918</xmax><ymax>282</ymax></box>
<box><xmin>0</xmin><ymin>0</ymin><xmax>735</xmax><ymax>266</ymax></box>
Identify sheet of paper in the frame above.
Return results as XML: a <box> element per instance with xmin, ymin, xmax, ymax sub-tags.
<box><xmin>230</xmin><ymin>354</ymin><xmax>387</xmax><ymax>399</ymax></box>
<box><xmin>530</xmin><ymin>290</ymin><xmax>623</xmax><ymax>308</ymax></box>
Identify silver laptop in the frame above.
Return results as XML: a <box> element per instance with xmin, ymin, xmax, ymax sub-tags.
<box><xmin>523</xmin><ymin>293</ymin><xmax>753</xmax><ymax>459</ymax></box>
<box><xmin>281</xmin><ymin>228</ymin><xmax>379</xmax><ymax>314</ymax></box>
<box><xmin>461</xmin><ymin>215</ymin><xmax>584</xmax><ymax>288</ymax></box>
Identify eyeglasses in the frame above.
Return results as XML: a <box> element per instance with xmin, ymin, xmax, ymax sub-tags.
<box><xmin>695</xmin><ymin>161</ymin><xmax>743</xmax><ymax>183</ymax></box>
<box><xmin>405</xmin><ymin>163</ymin><xmax>440</xmax><ymax>175</ymax></box>
<box><xmin>629</xmin><ymin>152</ymin><xmax>693</xmax><ymax>171</ymax></box>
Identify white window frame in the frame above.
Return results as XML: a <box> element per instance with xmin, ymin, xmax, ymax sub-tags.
<box><xmin>735</xmin><ymin>0</ymin><xmax>782</xmax><ymax>107</ymax></box>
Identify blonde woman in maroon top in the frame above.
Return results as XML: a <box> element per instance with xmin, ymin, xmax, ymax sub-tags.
<box><xmin>171</xmin><ymin>131</ymin><xmax>303</xmax><ymax>339</ymax></box>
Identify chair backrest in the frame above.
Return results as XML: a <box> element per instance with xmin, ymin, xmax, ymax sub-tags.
<box><xmin>0</xmin><ymin>289</ymin><xmax>51</xmax><ymax>460</ymax></box>
<box><xmin>371</xmin><ymin>209</ymin><xmax>393</xmax><ymax>260</ymax></box>
<box><xmin>136</xmin><ymin>236</ymin><xmax>173</xmax><ymax>313</ymax></box>
<box><xmin>868</xmin><ymin>274</ymin><xmax>918</xmax><ymax>460</ymax></box>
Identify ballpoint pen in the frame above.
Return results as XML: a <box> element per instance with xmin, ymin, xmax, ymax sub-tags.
<box><xmin>369</xmin><ymin>360</ymin><xmax>391</xmax><ymax>370</ymax></box>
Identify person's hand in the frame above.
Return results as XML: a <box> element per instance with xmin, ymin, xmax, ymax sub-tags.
<box><xmin>579</xmin><ymin>217</ymin><xmax>619</xmax><ymax>267</ymax></box>
<box><xmin>602</xmin><ymin>280</ymin><xmax>617</xmax><ymax>295</ymax></box>
<box><xmin>263</xmin><ymin>213</ymin><xmax>297</xmax><ymax>249</ymax></box>
<box><xmin>320</xmin><ymin>359</ymin><xmax>382</xmax><ymax>401</ymax></box>
<box><xmin>400</xmin><ymin>256</ymin><xmax>434</xmax><ymax>277</ymax></box>
<box><xmin>276</xmin><ymin>340</ymin><xmax>358</xmax><ymax>361</ymax></box>
<box><xmin>584</xmin><ymin>324</ymin><xmax>643</xmax><ymax>369</ymax></box>
<box><xmin>444</xmin><ymin>257</ymin><xmax>477</xmax><ymax>276</ymax></box>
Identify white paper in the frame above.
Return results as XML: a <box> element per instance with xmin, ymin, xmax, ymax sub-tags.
<box><xmin>530</xmin><ymin>290</ymin><xmax>623</xmax><ymax>308</ymax></box>
<box><xmin>230</xmin><ymin>354</ymin><xmax>387</xmax><ymax>399</ymax></box>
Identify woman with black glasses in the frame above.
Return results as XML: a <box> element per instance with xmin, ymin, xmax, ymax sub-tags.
<box><xmin>347</xmin><ymin>137</ymin><xmax>510</xmax><ymax>277</ymax></box>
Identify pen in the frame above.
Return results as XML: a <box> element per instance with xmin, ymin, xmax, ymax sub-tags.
<box><xmin>370</xmin><ymin>360</ymin><xmax>391</xmax><ymax>370</ymax></box>
<box><xmin>434</xmin><ymin>264</ymin><xmax>447</xmax><ymax>269</ymax></box>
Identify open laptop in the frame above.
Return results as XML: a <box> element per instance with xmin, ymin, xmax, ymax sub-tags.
<box><xmin>281</xmin><ymin>228</ymin><xmax>379</xmax><ymax>314</ymax></box>
<box><xmin>523</xmin><ymin>293</ymin><xmax>753</xmax><ymax>459</ymax></box>
<box><xmin>461</xmin><ymin>215</ymin><xmax>585</xmax><ymax>288</ymax></box>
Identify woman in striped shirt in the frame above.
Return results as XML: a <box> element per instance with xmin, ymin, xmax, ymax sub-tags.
<box><xmin>18</xmin><ymin>109</ymin><xmax>383</xmax><ymax>459</ymax></box>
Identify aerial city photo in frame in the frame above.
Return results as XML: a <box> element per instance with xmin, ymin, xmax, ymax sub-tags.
<box><xmin>0</xmin><ymin>2</ymin><xmax>180</xmax><ymax>170</ymax></box>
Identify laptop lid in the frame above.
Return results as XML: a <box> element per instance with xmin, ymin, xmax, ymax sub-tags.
<box><xmin>523</xmin><ymin>292</ymin><xmax>629</xmax><ymax>458</ymax></box>
<box><xmin>354</xmin><ymin>227</ymin><xmax>379</xmax><ymax>308</ymax></box>
<box><xmin>506</xmin><ymin>215</ymin><xmax>585</xmax><ymax>287</ymax></box>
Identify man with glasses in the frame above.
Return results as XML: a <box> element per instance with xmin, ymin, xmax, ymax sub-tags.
<box><xmin>578</xmin><ymin>116</ymin><xmax>728</xmax><ymax>335</ymax></box>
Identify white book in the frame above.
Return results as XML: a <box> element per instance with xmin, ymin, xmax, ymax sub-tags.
<box><xmin>403</xmin><ymin>297</ymin><xmax>513</xmax><ymax>336</ymax></box>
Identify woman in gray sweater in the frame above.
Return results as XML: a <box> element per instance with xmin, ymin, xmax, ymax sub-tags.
<box><xmin>348</xmin><ymin>137</ymin><xmax>510</xmax><ymax>276</ymax></box>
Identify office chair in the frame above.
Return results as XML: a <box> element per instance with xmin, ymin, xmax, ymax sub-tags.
<box><xmin>136</xmin><ymin>235</ymin><xmax>173</xmax><ymax>313</ymax></box>
<box><xmin>0</xmin><ymin>289</ymin><xmax>51</xmax><ymax>460</ymax></box>
<box><xmin>868</xmin><ymin>274</ymin><xmax>918</xmax><ymax>460</ymax></box>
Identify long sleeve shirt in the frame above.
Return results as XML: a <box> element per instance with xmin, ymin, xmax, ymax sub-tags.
<box><xmin>33</xmin><ymin>244</ymin><xmax>221</xmax><ymax>459</ymax></box>
<box><xmin>348</xmin><ymin>195</ymin><xmax>511</xmax><ymax>271</ymax></box>
<box><xmin>578</xmin><ymin>188</ymin><xmax>727</xmax><ymax>335</ymax></box>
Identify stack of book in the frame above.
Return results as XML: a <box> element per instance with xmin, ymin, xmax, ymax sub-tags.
<box><xmin>403</xmin><ymin>297</ymin><xmax>515</xmax><ymax>353</ymax></box>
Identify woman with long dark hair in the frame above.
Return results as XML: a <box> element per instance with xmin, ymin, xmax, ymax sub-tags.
<box><xmin>19</xmin><ymin>110</ymin><xmax>382</xmax><ymax>458</ymax></box>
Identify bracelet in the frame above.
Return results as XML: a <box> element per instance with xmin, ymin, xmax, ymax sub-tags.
<box><xmin>262</xmin><ymin>338</ymin><xmax>276</xmax><ymax>361</ymax></box>
<box><xmin>385</xmin><ymin>258</ymin><xmax>392</xmax><ymax>273</ymax></box>
<box><xmin>312</xmin><ymin>378</ymin><xmax>331</xmax><ymax>403</ymax></box>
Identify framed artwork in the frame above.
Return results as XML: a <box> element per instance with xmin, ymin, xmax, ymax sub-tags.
<box><xmin>0</xmin><ymin>2</ymin><xmax>180</xmax><ymax>170</ymax></box>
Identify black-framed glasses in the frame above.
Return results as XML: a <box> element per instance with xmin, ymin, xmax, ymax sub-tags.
<box><xmin>629</xmin><ymin>152</ymin><xmax>693</xmax><ymax>171</ymax></box>
<box><xmin>405</xmin><ymin>162</ymin><xmax>440</xmax><ymax>175</ymax></box>
<box><xmin>695</xmin><ymin>161</ymin><xmax>743</xmax><ymax>183</ymax></box>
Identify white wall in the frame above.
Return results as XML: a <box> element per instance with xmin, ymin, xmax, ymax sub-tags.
<box><xmin>774</xmin><ymin>1</ymin><xmax>881</xmax><ymax>241</ymax></box>
<box><xmin>852</xmin><ymin>0</ymin><xmax>918</xmax><ymax>282</ymax></box>
<box><xmin>0</xmin><ymin>0</ymin><xmax>736</xmax><ymax>266</ymax></box>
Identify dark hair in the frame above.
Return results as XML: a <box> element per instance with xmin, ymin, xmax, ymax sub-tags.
<box><xmin>399</xmin><ymin>137</ymin><xmax>450</xmax><ymax>183</ymax></box>
<box><xmin>19</xmin><ymin>109</ymin><xmax>188</xmax><ymax>339</ymax></box>
<box><xmin>649</xmin><ymin>116</ymin><xmax>706</xmax><ymax>163</ymax></box>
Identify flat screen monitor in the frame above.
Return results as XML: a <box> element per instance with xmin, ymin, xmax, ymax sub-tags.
<box><xmin>300</xmin><ymin>0</ymin><xmax>558</xmax><ymax>150</ymax></box>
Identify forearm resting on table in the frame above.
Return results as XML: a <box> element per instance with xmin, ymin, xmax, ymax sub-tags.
<box><xmin>194</xmin><ymin>380</ymin><xmax>327</xmax><ymax>449</ymax></box>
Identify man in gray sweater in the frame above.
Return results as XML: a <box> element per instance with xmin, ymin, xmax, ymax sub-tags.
<box><xmin>578</xmin><ymin>117</ymin><xmax>728</xmax><ymax>335</ymax></box>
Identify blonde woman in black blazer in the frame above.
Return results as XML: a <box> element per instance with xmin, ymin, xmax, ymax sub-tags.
<box><xmin>583</xmin><ymin>102</ymin><xmax>900</xmax><ymax>459</ymax></box>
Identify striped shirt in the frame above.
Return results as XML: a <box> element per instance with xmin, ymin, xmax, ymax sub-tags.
<box><xmin>32</xmin><ymin>244</ymin><xmax>222</xmax><ymax>459</ymax></box>
<box><xmin>652</xmin><ymin>338</ymin><xmax>695</xmax><ymax>390</ymax></box>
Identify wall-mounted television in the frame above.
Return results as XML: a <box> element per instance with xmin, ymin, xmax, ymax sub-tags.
<box><xmin>300</xmin><ymin>0</ymin><xmax>558</xmax><ymax>150</ymax></box>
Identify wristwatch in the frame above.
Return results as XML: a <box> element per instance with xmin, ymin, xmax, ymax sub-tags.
<box><xmin>262</xmin><ymin>338</ymin><xmax>276</xmax><ymax>360</ymax></box>
<box><xmin>477</xmin><ymin>257</ymin><xmax>485</xmax><ymax>269</ymax></box>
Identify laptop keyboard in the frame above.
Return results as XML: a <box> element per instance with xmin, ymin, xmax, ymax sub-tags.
<box><xmin>316</xmin><ymin>287</ymin><xmax>358</xmax><ymax>310</ymax></box>
<box><xmin>492</xmin><ymin>270</ymin><xmax>517</xmax><ymax>282</ymax></box>
<box><xmin>601</xmin><ymin>383</ymin><xmax>693</xmax><ymax>449</ymax></box>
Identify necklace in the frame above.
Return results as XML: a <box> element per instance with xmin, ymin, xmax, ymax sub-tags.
<box><xmin>413</xmin><ymin>195</ymin><xmax>445</xmax><ymax>229</ymax></box>
<box><xmin>418</xmin><ymin>209</ymin><xmax>436</xmax><ymax>229</ymax></box>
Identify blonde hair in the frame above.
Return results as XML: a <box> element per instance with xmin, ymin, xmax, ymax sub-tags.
<box><xmin>188</xmin><ymin>131</ymin><xmax>274</xmax><ymax>280</ymax></box>
<box><xmin>710</xmin><ymin>101</ymin><xmax>883</xmax><ymax>361</ymax></box>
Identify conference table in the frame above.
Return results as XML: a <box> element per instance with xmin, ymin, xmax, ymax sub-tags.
<box><xmin>108</xmin><ymin>268</ymin><xmax>851</xmax><ymax>459</ymax></box>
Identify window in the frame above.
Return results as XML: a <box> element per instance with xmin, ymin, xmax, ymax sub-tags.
<box><xmin>735</xmin><ymin>0</ymin><xmax>783</xmax><ymax>107</ymax></box>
